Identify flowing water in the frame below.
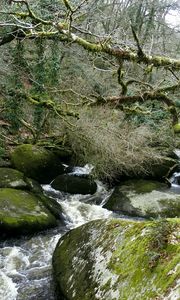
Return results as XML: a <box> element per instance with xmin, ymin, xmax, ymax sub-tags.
<box><xmin>0</xmin><ymin>166</ymin><xmax>115</xmax><ymax>300</ymax></box>
<box><xmin>1</xmin><ymin>163</ymin><xmax>179</xmax><ymax>300</ymax></box>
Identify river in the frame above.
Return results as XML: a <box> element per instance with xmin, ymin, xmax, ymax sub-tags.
<box><xmin>0</xmin><ymin>164</ymin><xmax>179</xmax><ymax>300</ymax></box>
<box><xmin>0</xmin><ymin>166</ymin><xmax>116</xmax><ymax>300</ymax></box>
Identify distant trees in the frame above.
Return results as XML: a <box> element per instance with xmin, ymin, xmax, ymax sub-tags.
<box><xmin>0</xmin><ymin>0</ymin><xmax>180</xmax><ymax>130</ymax></box>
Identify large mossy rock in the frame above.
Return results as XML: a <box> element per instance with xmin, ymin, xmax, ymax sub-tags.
<box><xmin>11</xmin><ymin>144</ymin><xmax>64</xmax><ymax>183</ymax></box>
<box><xmin>53</xmin><ymin>218</ymin><xmax>180</xmax><ymax>300</ymax></box>
<box><xmin>103</xmin><ymin>179</ymin><xmax>180</xmax><ymax>218</ymax></box>
<box><xmin>0</xmin><ymin>167</ymin><xmax>27</xmax><ymax>189</ymax></box>
<box><xmin>51</xmin><ymin>174</ymin><xmax>97</xmax><ymax>195</ymax></box>
<box><xmin>0</xmin><ymin>188</ymin><xmax>57</xmax><ymax>237</ymax></box>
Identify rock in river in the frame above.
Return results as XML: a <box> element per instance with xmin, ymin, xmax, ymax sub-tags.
<box><xmin>10</xmin><ymin>144</ymin><xmax>64</xmax><ymax>183</ymax></box>
<box><xmin>53</xmin><ymin>218</ymin><xmax>180</xmax><ymax>300</ymax></box>
<box><xmin>51</xmin><ymin>174</ymin><xmax>97</xmax><ymax>195</ymax></box>
<box><xmin>103</xmin><ymin>179</ymin><xmax>180</xmax><ymax>218</ymax></box>
<box><xmin>0</xmin><ymin>188</ymin><xmax>57</xmax><ymax>237</ymax></box>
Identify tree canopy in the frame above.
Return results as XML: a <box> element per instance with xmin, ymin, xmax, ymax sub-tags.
<box><xmin>0</xmin><ymin>0</ymin><xmax>180</xmax><ymax>179</ymax></box>
<box><xmin>0</xmin><ymin>0</ymin><xmax>180</xmax><ymax>128</ymax></box>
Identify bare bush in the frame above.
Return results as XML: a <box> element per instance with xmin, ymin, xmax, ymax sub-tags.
<box><xmin>66</xmin><ymin>107</ymin><xmax>173</xmax><ymax>181</ymax></box>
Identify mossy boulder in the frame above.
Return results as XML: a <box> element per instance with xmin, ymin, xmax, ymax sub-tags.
<box><xmin>53</xmin><ymin>218</ymin><xmax>180</xmax><ymax>300</ymax></box>
<box><xmin>0</xmin><ymin>188</ymin><xmax>57</xmax><ymax>237</ymax></box>
<box><xmin>51</xmin><ymin>174</ymin><xmax>97</xmax><ymax>195</ymax></box>
<box><xmin>173</xmin><ymin>123</ymin><xmax>180</xmax><ymax>133</ymax></box>
<box><xmin>103</xmin><ymin>179</ymin><xmax>180</xmax><ymax>218</ymax></box>
<box><xmin>11</xmin><ymin>144</ymin><xmax>65</xmax><ymax>183</ymax></box>
<box><xmin>23</xmin><ymin>178</ymin><xmax>64</xmax><ymax>220</ymax></box>
<box><xmin>0</xmin><ymin>167</ymin><xmax>28</xmax><ymax>189</ymax></box>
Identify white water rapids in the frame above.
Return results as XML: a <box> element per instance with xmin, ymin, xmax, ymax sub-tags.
<box><xmin>0</xmin><ymin>166</ymin><xmax>114</xmax><ymax>300</ymax></box>
<box><xmin>1</xmin><ymin>162</ymin><xmax>180</xmax><ymax>300</ymax></box>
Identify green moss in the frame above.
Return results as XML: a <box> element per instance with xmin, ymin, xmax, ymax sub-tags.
<box><xmin>104</xmin><ymin>180</ymin><xmax>180</xmax><ymax>218</ymax></box>
<box><xmin>0</xmin><ymin>167</ymin><xmax>27</xmax><ymax>189</ymax></box>
<box><xmin>76</xmin><ymin>37</ymin><xmax>102</xmax><ymax>52</ymax></box>
<box><xmin>173</xmin><ymin>123</ymin><xmax>180</xmax><ymax>133</ymax></box>
<box><xmin>125</xmin><ymin>179</ymin><xmax>167</xmax><ymax>193</ymax></box>
<box><xmin>53</xmin><ymin>218</ymin><xmax>180</xmax><ymax>300</ymax></box>
<box><xmin>11</xmin><ymin>144</ymin><xmax>64</xmax><ymax>183</ymax></box>
<box><xmin>0</xmin><ymin>188</ymin><xmax>57</xmax><ymax>236</ymax></box>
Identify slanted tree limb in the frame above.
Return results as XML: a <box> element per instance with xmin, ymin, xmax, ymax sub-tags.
<box><xmin>131</xmin><ymin>25</ymin><xmax>145</xmax><ymax>59</ymax></box>
<box><xmin>117</xmin><ymin>60</ymin><xmax>127</xmax><ymax>95</ymax></box>
<box><xmin>94</xmin><ymin>91</ymin><xmax>178</xmax><ymax>125</ymax></box>
<box><xmin>26</xmin><ymin>95</ymin><xmax>79</xmax><ymax>119</ymax></box>
<box><xmin>18</xmin><ymin>118</ymin><xmax>36</xmax><ymax>140</ymax></box>
<box><xmin>1</xmin><ymin>3</ymin><xmax>180</xmax><ymax>70</ymax></box>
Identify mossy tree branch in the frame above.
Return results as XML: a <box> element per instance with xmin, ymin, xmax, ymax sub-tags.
<box><xmin>94</xmin><ymin>91</ymin><xmax>178</xmax><ymax>125</ymax></box>
<box><xmin>1</xmin><ymin>1</ymin><xmax>180</xmax><ymax>130</ymax></box>
<box><xmin>26</xmin><ymin>95</ymin><xmax>79</xmax><ymax>119</ymax></box>
<box><xmin>1</xmin><ymin>2</ymin><xmax>180</xmax><ymax>70</ymax></box>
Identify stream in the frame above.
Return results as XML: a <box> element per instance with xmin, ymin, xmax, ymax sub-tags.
<box><xmin>0</xmin><ymin>164</ymin><xmax>179</xmax><ymax>300</ymax></box>
<box><xmin>0</xmin><ymin>166</ymin><xmax>116</xmax><ymax>300</ymax></box>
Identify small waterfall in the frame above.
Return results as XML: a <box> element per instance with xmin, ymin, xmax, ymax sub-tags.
<box><xmin>43</xmin><ymin>183</ymin><xmax>112</xmax><ymax>229</ymax></box>
<box><xmin>169</xmin><ymin>149</ymin><xmax>180</xmax><ymax>193</ymax></box>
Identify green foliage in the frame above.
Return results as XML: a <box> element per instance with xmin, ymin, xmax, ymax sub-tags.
<box><xmin>124</xmin><ymin>101</ymin><xmax>170</xmax><ymax>128</ymax></box>
<box><xmin>3</xmin><ymin>41</ymin><xmax>25</xmax><ymax>133</ymax></box>
<box><xmin>0</xmin><ymin>0</ymin><xmax>179</xmax><ymax>156</ymax></box>
<box><xmin>47</xmin><ymin>39</ymin><xmax>61</xmax><ymax>86</ymax></box>
<box><xmin>32</xmin><ymin>38</ymin><xmax>46</xmax><ymax>131</ymax></box>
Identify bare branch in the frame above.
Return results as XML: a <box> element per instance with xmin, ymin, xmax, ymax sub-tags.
<box><xmin>131</xmin><ymin>24</ymin><xmax>145</xmax><ymax>58</ymax></box>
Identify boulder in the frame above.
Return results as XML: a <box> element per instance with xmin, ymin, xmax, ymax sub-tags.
<box><xmin>38</xmin><ymin>194</ymin><xmax>63</xmax><ymax>220</ymax></box>
<box><xmin>53</xmin><ymin>218</ymin><xmax>180</xmax><ymax>300</ymax></box>
<box><xmin>173</xmin><ymin>123</ymin><xmax>180</xmax><ymax>133</ymax></box>
<box><xmin>51</xmin><ymin>174</ymin><xmax>97</xmax><ymax>195</ymax></box>
<box><xmin>24</xmin><ymin>177</ymin><xmax>43</xmax><ymax>194</ymax></box>
<box><xmin>11</xmin><ymin>144</ymin><xmax>64</xmax><ymax>183</ymax></box>
<box><xmin>0</xmin><ymin>188</ymin><xmax>57</xmax><ymax>237</ymax></box>
<box><xmin>149</xmin><ymin>156</ymin><xmax>178</xmax><ymax>179</ymax></box>
<box><xmin>0</xmin><ymin>159</ymin><xmax>12</xmax><ymax>168</ymax></box>
<box><xmin>103</xmin><ymin>179</ymin><xmax>180</xmax><ymax>218</ymax></box>
<box><xmin>23</xmin><ymin>178</ymin><xmax>64</xmax><ymax>220</ymax></box>
<box><xmin>0</xmin><ymin>167</ymin><xmax>27</xmax><ymax>189</ymax></box>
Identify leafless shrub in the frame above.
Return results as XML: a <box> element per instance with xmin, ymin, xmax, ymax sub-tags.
<box><xmin>66</xmin><ymin>106</ymin><xmax>173</xmax><ymax>181</ymax></box>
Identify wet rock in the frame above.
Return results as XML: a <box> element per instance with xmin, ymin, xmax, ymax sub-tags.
<box><xmin>149</xmin><ymin>156</ymin><xmax>178</xmax><ymax>179</ymax></box>
<box><xmin>53</xmin><ymin>218</ymin><xmax>180</xmax><ymax>300</ymax></box>
<box><xmin>38</xmin><ymin>194</ymin><xmax>63</xmax><ymax>220</ymax></box>
<box><xmin>0</xmin><ymin>188</ymin><xmax>57</xmax><ymax>237</ymax></box>
<box><xmin>11</xmin><ymin>144</ymin><xmax>64</xmax><ymax>183</ymax></box>
<box><xmin>0</xmin><ymin>159</ymin><xmax>12</xmax><ymax>168</ymax></box>
<box><xmin>24</xmin><ymin>178</ymin><xmax>64</xmax><ymax>221</ymax></box>
<box><xmin>103</xmin><ymin>179</ymin><xmax>180</xmax><ymax>218</ymax></box>
<box><xmin>0</xmin><ymin>168</ymin><xmax>27</xmax><ymax>189</ymax></box>
<box><xmin>51</xmin><ymin>174</ymin><xmax>97</xmax><ymax>195</ymax></box>
<box><xmin>24</xmin><ymin>177</ymin><xmax>43</xmax><ymax>194</ymax></box>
